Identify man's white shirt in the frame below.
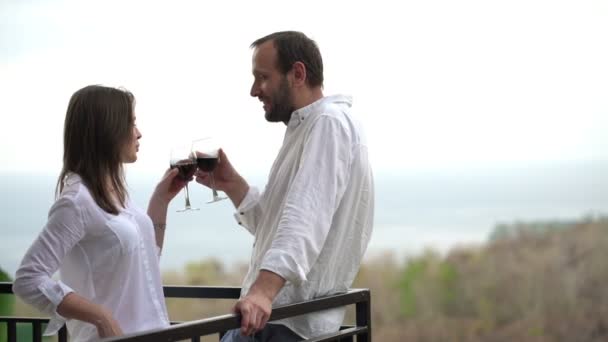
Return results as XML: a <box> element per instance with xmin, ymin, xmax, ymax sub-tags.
<box><xmin>234</xmin><ymin>95</ymin><xmax>374</xmax><ymax>339</ymax></box>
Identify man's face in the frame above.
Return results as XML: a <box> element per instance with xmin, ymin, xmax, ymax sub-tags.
<box><xmin>250</xmin><ymin>41</ymin><xmax>295</xmax><ymax>123</ymax></box>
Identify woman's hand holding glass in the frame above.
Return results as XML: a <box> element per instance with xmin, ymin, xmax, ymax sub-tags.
<box><xmin>149</xmin><ymin>167</ymin><xmax>186</xmax><ymax>206</ymax></box>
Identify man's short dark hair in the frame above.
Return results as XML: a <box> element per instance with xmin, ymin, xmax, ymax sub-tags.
<box><xmin>251</xmin><ymin>31</ymin><xmax>324</xmax><ymax>88</ymax></box>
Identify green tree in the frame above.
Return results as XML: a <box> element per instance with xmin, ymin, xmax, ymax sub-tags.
<box><xmin>399</xmin><ymin>251</ymin><xmax>460</xmax><ymax>318</ymax></box>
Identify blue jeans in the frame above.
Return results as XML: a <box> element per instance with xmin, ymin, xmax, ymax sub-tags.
<box><xmin>220</xmin><ymin>324</ymin><xmax>303</xmax><ymax>342</ymax></box>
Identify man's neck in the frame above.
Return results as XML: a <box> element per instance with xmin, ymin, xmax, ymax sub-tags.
<box><xmin>293</xmin><ymin>87</ymin><xmax>324</xmax><ymax>112</ymax></box>
<box><xmin>282</xmin><ymin>87</ymin><xmax>324</xmax><ymax>125</ymax></box>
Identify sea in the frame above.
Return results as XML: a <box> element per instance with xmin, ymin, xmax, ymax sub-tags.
<box><xmin>1</xmin><ymin>160</ymin><xmax>607</xmax><ymax>277</ymax></box>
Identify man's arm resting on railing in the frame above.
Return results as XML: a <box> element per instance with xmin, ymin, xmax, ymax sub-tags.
<box><xmin>233</xmin><ymin>270</ymin><xmax>285</xmax><ymax>336</ymax></box>
<box><xmin>57</xmin><ymin>293</ymin><xmax>123</xmax><ymax>338</ymax></box>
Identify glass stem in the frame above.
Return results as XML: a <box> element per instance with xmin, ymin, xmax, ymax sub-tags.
<box><xmin>210</xmin><ymin>172</ymin><xmax>219</xmax><ymax>200</ymax></box>
<box><xmin>184</xmin><ymin>184</ymin><xmax>192</xmax><ymax>209</ymax></box>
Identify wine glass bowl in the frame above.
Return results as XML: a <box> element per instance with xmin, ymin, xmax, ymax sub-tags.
<box><xmin>173</xmin><ymin>159</ymin><xmax>198</xmax><ymax>180</ymax></box>
<box><xmin>195</xmin><ymin>152</ymin><xmax>219</xmax><ymax>173</ymax></box>
<box><xmin>192</xmin><ymin>137</ymin><xmax>227</xmax><ymax>203</ymax></box>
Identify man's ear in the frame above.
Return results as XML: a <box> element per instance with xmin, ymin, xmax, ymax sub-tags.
<box><xmin>291</xmin><ymin>61</ymin><xmax>307</xmax><ymax>87</ymax></box>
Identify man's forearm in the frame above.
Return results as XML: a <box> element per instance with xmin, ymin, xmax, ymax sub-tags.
<box><xmin>233</xmin><ymin>270</ymin><xmax>287</xmax><ymax>336</ymax></box>
<box><xmin>225</xmin><ymin>176</ymin><xmax>250</xmax><ymax>208</ymax></box>
<box><xmin>247</xmin><ymin>270</ymin><xmax>286</xmax><ymax>302</ymax></box>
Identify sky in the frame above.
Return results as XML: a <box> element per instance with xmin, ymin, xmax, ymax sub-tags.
<box><xmin>1</xmin><ymin>0</ymin><xmax>607</xmax><ymax>180</ymax></box>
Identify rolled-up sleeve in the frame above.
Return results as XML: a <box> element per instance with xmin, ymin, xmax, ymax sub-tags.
<box><xmin>13</xmin><ymin>196</ymin><xmax>85</xmax><ymax>335</ymax></box>
<box><xmin>233</xmin><ymin>186</ymin><xmax>262</xmax><ymax>235</ymax></box>
<box><xmin>260</xmin><ymin>115</ymin><xmax>351</xmax><ymax>285</ymax></box>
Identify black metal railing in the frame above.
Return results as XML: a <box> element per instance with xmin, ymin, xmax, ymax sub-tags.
<box><xmin>0</xmin><ymin>282</ymin><xmax>69</xmax><ymax>342</ymax></box>
<box><xmin>1</xmin><ymin>282</ymin><xmax>371</xmax><ymax>341</ymax></box>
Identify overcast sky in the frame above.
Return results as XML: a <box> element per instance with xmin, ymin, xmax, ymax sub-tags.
<box><xmin>1</xmin><ymin>0</ymin><xmax>607</xmax><ymax>179</ymax></box>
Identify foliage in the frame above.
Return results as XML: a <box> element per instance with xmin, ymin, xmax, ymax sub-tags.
<box><xmin>394</xmin><ymin>216</ymin><xmax>608</xmax><ymax>341</ymax></box>
<box><xmin>158</xmin><ymin>216</ymin><xmax>608</xmax><ymax>341</ymax></box>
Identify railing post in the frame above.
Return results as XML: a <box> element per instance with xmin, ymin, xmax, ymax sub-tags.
<box><xmin>8</xmin><ymin>321</ymin><xmax>16</xmax><ymax>342</ymax></box>
<box><xmin>355</xmin><ymin>290</ymin><xmax>371</xmax><ymax>342</ymax></box>
<box><xmin>33</xmin><ymin>321</ymin><xmax>43</xmax><ymax>342</ymax></box>
<box><xmin>59</xmin><ymin>325</ymin><xmax>68</xmax><ymax>342</ymax></box>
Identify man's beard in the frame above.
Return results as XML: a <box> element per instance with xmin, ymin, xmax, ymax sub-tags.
<box><xmin>265</xmin><ymin>77</ymin><xmax>295</xmax><ymax>124</ymax></box>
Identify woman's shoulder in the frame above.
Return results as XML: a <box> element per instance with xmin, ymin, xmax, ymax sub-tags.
<box><xmin>55</xmin><ymin>173</ymin><xmax>96</xmax><ymax>209</ymax></box>
<box><xmin>50</xmin><ymin>174</ymin><xmax>110</xmax><ymax>230</ymax></box>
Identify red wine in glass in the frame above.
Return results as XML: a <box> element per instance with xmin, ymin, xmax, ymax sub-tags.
<box><xmin>196</xmin><ymin>157</ymin><xmax>218</xmax><ymax>172</ymax></box>
<box><xmin>173</xmin><ymin>160</ymin><xmax>197</xmax><ymax>180</ymax></box>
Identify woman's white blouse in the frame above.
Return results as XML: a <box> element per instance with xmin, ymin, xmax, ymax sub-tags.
<box><xmin>13</xmin><ymin>173</ymin><xmax>169</xmax><ymax>341</ymax></box>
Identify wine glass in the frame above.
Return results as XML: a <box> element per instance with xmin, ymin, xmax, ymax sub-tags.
<box><xmin>192</xmin><ymin>137</ymin><xmax>227</xmax><ymax>203</ymax></box>
<box><xmin>170</xmin><ymin>144</ymin><xmax>199</xmax><ymax>212</ymax></box>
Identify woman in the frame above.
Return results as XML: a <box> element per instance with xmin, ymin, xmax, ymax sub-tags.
<box><xmin>13</xmin><ymin>85</ymin><xmax>186</xmax><ymax>341</ymax></box>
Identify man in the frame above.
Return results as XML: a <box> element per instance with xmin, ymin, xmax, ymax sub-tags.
<box><xmin>196</xmin><ymin>31</ymin><xmax>374</xmax><ymax>341</ymax></box>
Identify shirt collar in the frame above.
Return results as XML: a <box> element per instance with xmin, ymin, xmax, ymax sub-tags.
<box><xmin>64</xmin><ymin>172</ymin><xmax>82</xmax><ymax>186</ymax></box>
<box><xmin>64</xmin><ymin>172</ymin><xmax>134</xmax><ymax>215</ymax></box>
<box><xmin>287</xmin><ymin>95</ymin><xmax>353</xmax><ymax>129</ymax></box>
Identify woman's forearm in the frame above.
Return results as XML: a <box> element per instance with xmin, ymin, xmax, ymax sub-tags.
<box><xmin>57</xmin><ymin>292</ymin><xmax>122</xmax><ymax>336</ymax></box>
<box><xmin>147</xmin><ymin>197</ymin><xmax>169</xmax><ymax>250</ymax></box>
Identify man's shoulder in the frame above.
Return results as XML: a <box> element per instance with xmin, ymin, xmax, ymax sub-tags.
<box><xmin>315</xmin><ymin>105</ymin><xmax>364</xmax><ymax>136</ymax></box>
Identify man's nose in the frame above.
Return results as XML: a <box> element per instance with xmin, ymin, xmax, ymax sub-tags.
<box><xmin>250</xmin><ymin>83</ymin><xmax>260</xmax><ymax>97</ymax></box>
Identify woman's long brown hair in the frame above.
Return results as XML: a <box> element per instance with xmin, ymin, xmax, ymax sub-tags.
<box><xmin>56</xmin><ymin>85</ymin><xmax>135</xmax><ymax>215</ymax></box>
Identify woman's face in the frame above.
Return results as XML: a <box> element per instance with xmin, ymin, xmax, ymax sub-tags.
<box><xmin>121</xmin><ymin>112</ymin><xmax>142</xmax><ymax>163</ymax></box>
